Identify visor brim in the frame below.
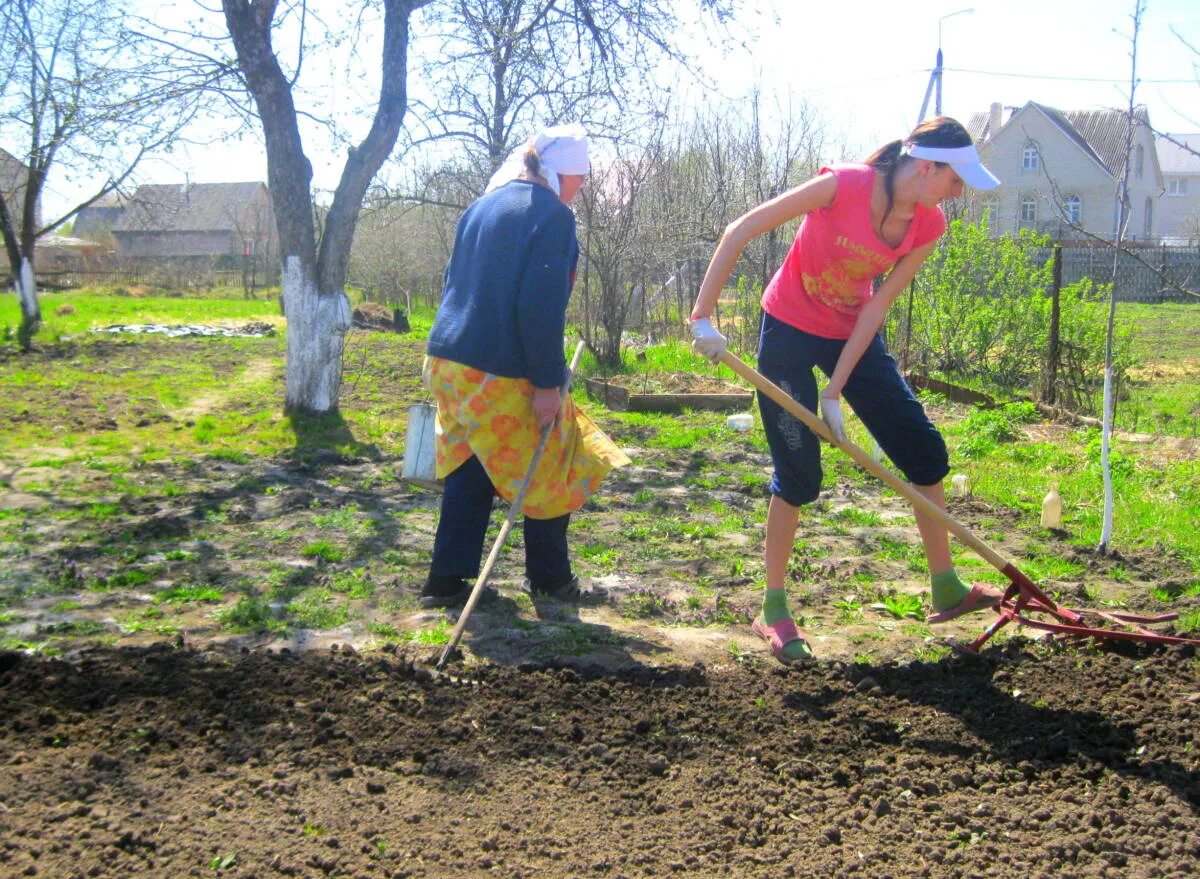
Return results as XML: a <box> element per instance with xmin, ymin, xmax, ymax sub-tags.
<box><xmin>954</xmin><ymin>161</ymin><xmax>1001</xmax><ymax>190</ymax></box>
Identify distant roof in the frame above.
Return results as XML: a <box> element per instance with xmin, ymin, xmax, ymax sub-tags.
<box><xmin>38</xmin><ymin>235</ymin><xmax>104</xmax><ymax>250</ymax></box>
<box><xmin>84</xmin><ymin>191</ymin><xmax>128</xmax><ymax>209</ymax></box>
<box><xmin>73</xmin><ymin>192</ymin><xmax>129</xmax><ymax>236</ymax></box>
<box><xmin>1155</xmin><ymin>134</ymin><xmax>1200</xmax><ymax>175</ymax></box>
<box><xmin>0</xmin><ymin>147</ymin><xmax>28</xmax><ymax>193</ymax></box>
<box><xmin>112</xmin><ymin>182</ymin><xmax>268</xmax><ymax>233</ymax></box>
<box><xmin>967</xmin><ymin>102</ymin><xmax>1153</xmax><ymax>177</ymax></box>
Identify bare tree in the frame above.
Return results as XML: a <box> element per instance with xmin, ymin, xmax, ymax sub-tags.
<box><xmin>1097</xmin><ymin>0</ymin><xmax>1145</xmax><ymax>555</ymax></box>
<box><xmin>220</xmin><ymin>0</ymin><xmax>429</xmax><ymax>414</ymax></box>
<box><xmin>577</xmin><ymin>143</ymin><xmax>663</xmax><ymax>368</ymax></box>
<box><xmin>391</xmin><ymin>0</ymin><xmax>738</xmax><ymax>206</ymax></box>
<box><xmin>0</xmin><ymin>0</ymin><xmax>204</xmax><ymax>350</ymax></box>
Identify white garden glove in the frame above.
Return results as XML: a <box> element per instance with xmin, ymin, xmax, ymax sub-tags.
<box><xmin>690</xmin><ymin>317</ymin><xmax>727</xmax><ymax>362</ymax></box>
<box><xmin>820</xmin><ymin>393</ymin><xmax>847</xmax><ymax>444</ymax></box>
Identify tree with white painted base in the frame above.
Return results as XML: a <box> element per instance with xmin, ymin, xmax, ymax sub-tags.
<box><xmin>0</xmin><ymin>0</ymin><xmax>199</xmax><ymax>351</ymax></box>
<box><xmin>220</xmin><ymin>0</ymin><xmax>428</xmax><ymax>414</ymax></box>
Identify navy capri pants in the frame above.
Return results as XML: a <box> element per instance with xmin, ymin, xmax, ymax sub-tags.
<box><xmin>756</xmin><ymin>312</ymin><xmax>949</xmax><ymax>506</ymax></box>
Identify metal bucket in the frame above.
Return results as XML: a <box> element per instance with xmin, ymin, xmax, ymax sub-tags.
<box><xmin>402</xmin><ymin>403</ymin><xmax>442</xmax><ymax>491</ymax></box>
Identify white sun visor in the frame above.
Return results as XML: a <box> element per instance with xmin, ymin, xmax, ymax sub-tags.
<box><xmin>905</xmin><ymin>143</ymin><xmax>1001</xmax><ymax>190</ymax></box>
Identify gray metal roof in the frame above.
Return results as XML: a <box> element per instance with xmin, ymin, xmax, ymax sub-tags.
<box><xmin>968</xmin><ymin>102</ymin><xmax>1153</xmax><ymax>178</ymax></box>
<box><xmin>0</xmin><ymin>147</ymin><xmax>28</xmax><ymax>195</ymax></box>
<box><xmin>1155</xmin><ymin>133</ymin><xmax>1200</xmax><ymax>175</ymax></box>
<box><xmin>111</xmin><ymin>182</ymin><xmax>268</xmax><ymax>233</ymax></box>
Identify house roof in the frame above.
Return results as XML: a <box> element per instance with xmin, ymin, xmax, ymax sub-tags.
<box><xmin>967</xmin><ymin>102</ymin><xmax>1153</xmax><ymax>178</ymax></box>
<box><xmin>1156</xmin><ymin>133</ymin><xmax>1200</xmax><ymax>175</ymax></box>
<box><xmin>0</xmin><ymin>147</ymin><xmax>29</xmax><ymax>194</ymax></box>
<box><xmin>111</xmin><ymin>182</ymin><xmax>267</xmax><ymax>233</ymax></box>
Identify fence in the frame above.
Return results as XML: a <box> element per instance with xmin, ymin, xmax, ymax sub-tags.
<box><xmin>13</xmin><ymin>259</ymin><xmax>280</xmax><ymax>294</ymax></box>
<box><xmin>1032</xmin><ymin>244</ymin><xmax>1200</xmax><ymax>303</ymax></box>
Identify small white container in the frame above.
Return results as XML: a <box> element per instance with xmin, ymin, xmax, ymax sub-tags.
<box><xmin>1040</xmin><ymin>486</ymin><xmax>1063</xmax><ymax>529</ymax></box>
<box><xmin>402</xmin><ymin>403</ymin><xmax>441</xmax><ymax>489</ymax></box>
<box><xmin>950</xmin><ymin>473</ymin><xmax>971</xmax><ymax>497</ymax></box>
<box><xmin>727</xmin><ymin>412</ymin><xmax>754</xmax><ymax>432</ymax></box>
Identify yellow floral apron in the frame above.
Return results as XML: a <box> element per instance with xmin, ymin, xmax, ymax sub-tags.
<box><xmin>424</xmin><ymin>356</ymin><xmax>630</xmax><ymax>519</ymax></box>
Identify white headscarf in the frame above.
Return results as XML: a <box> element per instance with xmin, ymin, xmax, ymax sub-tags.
<box><xmin>485</xmin><ymin>123</ymin><xmax>590</xmax><ymax>196</ymax></box>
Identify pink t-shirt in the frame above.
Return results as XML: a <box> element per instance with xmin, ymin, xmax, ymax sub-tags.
<box><xmin>760</xmin><ymin>163</ymin><xmax>947</xmax><ymax>339</ymax></box>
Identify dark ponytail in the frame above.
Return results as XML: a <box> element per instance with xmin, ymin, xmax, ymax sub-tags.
<box><xmin>865</xmin><ymin>140</ymin><xmax>905</xmax><ymax>232</ymax></box>
<box><xmin>866</xmin><ymin>116</ymin><xmax>974</xmax><ymax>232</ymax></box>
<box><xmin>522</xmin><ymin>144</ymin><xmax>542</xmax><ymax>178</ymax></box>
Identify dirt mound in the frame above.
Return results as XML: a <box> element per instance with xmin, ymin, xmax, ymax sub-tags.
<box><xmin>1</xmin><ymin>641</ymin><xmax>1196</xmax><ymax>878</ymax></box>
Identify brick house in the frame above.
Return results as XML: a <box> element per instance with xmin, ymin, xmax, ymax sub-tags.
<box><xmin>965</xmin><ymin>102</ymin><xmax>1164</xmax><ymax>242</ymax></box>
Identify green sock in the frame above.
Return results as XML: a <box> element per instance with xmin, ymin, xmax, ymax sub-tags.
<box><xmin>930</xmin><ymin>568</ymin><xmax>970</xmax><ymax>611</ymax></box>
<box><xmin>760</xmin><ymin>588</ymin><xmax>812</xmax><ymax>660</ymax></box>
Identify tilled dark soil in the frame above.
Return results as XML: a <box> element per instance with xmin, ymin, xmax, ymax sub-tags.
<box><xmin>1</xmin><ymin>640</ymin><xmax>1197</xmax><ymax>879</ymax></box>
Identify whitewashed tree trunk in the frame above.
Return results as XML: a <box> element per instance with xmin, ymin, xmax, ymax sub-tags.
<box><xmin>281</xmin><ymin>256</ymin><xmax>351</xmax><ymax>413</ymax></box>
<box><xmin>17</xmin><ymin>257</ymin><xmax>40</xmax><ymax>326</ymax></box>
<box><xmin>16</xmin><ymin>256</ymin><xmax>41</xmax><ymax>348</ymax></box>
<box><xmin>1097</xmin><ymin>0</ymin><xmax>1144</xmax><ymax>554</ymax></box>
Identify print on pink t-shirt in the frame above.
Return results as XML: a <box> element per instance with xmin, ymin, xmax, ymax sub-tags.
<box><xmin>760</xmin><ymin>163</ymin><xmax>947</xmax><ymax>340</ymax></box>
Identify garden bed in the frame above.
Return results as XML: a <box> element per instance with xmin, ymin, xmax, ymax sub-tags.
<box><xmin>585</xmin><ymin>372</ymin><xmax>752</xmax><ymax>412</ymax></box>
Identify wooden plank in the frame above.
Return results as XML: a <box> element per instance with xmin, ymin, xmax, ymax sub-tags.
<box><xmin>625</xmin><ymin>393</ymin><xmax>753</xmax><ymax>413</ymax></box>
<box><xmin>586</xmin><ymin>378</ymin><xmax>752</xmax><ymax>412</ymax></box>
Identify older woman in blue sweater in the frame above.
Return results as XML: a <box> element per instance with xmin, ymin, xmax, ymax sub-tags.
<box><xmin>421</xmin><ymin>125</ymin><xmax>628</xmax><ymax>609</ymax></box>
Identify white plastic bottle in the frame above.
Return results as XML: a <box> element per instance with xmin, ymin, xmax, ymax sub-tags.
<box><xmin>1040</xmin><ymin>486</ymin><xmax>1063</xmax><ymax>529</ymax></box>
<box><xmin>950</xmin><ymin>473</ymin><xmax>971</xmax><ymax>497</ymax></box>
<box><xmin>727</xmin><ymin>412</ymin><xmax>753</xmax><ymax>432</ymax></box>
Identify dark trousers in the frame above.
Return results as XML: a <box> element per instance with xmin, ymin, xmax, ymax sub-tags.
<box><xmin>757</xmin><ymin>313</ymin><xmax>949</xmax><ymax>506</ymax></box>
<box><xmin>429</xmin><ymin>454</ymin><xmax>573</xmax><ymax>588</ymax></box>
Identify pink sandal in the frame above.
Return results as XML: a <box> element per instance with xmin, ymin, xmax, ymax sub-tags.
<box><xmin>927</xmin><ymin>583</ymin><xmax>1004</xmax><ymax>624</ymax></box>
<box><xmin>752</xmin><ymin>616</ymin><xmax>813</xmax><ymax>664</ymax></box>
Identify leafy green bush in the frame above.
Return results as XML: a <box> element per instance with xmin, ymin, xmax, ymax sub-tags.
<box><xmin>957</xmin><ymin>402</ymin><xmax>1040</xmax><ymax>459</ymax></box>
<box><xmin>893</xmin><ymin>217</ymin><xmax>1137</xmax><ymax>412</ymax></box>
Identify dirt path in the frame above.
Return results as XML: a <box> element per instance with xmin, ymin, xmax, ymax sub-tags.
<box><xmin>172</xmin><ymin>356</ymin><xmax>279</xmax><ymax>421</ymax></box>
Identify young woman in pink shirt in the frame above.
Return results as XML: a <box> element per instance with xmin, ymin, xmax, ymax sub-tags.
<box><xmin>689</xmin><ymin>117</ymin><xmax>1001</xmax><ymax>663</ymax></box>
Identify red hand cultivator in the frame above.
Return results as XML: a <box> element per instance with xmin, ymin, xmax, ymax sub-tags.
<box><xmin>719</xmin><ymin>352</ymin><xmax>1200</xmax><ymax>654</ymax></box>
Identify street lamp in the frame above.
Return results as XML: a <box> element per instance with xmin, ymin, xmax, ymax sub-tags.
<box><xmin>918</xmin><ymin>8</ymin><xmax>974</xmax><ymax>124</ymax></box>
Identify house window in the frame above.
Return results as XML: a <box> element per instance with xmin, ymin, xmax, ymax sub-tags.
<box><xmin>1134</xmin><ymin>145</ymin><xmax>1144</xmax><ymax>179</ymax></box>
<box><xmin>1143</xmin><ymin>196</ymin><xmax>1153</xmax><ymax>238</ymax></box>
<box><xmin>1022</xmin><ymin>143</ymin><xmax>1040</xmax><ymax>172</ymax></box>
<box><xmin>1167</xmin><ymin>177</ymin><xmax>1188</xmax><ymax>196</ymax></box>
<box><xmin>1019</xmin><ymin>195</ymin><xmax>1037</xmax><ymax>227</ymax></box>
<box><xmin>1063</xmin><ymin>195</ymin><xmax>1082</xmax><ymax>226</ymax></box>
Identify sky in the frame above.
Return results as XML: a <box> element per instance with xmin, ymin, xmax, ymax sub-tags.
<box><xmin>34</xmin><ymin>0</ymin><xmax>1200</xmax><ymax>222</ymax></box>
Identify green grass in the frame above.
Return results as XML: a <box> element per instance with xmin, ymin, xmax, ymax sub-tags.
<box><xmin>286</xmin><ymin>589</ymin><xmax>350</xmax><ymax>629</ymax></box>
<box><xmin>215</xmin><ymin>596</ymin><xmax>285</xmax><ymax>634</ymax></box>
<box><xmin>154</xmin><ymin>585</ymin><xmax>225</xmax><ymax>604</ymax></box>
<box><xmin>877</xmin><ymin>593</ymin><xmax>925</xmax><ymax>621</ymax></box>
<box><xmin>301</xmin><ymin>540</ymin><xmax>345</xmax><ymax>563</ymax></box>
<box><xmin>403</xmin><ymin>620</ymin><xmax>452</xmax><ymax>645</ymax></box>
<box><xmin>0</xmin><ymin>289</ymin><xmax>280</xmax><ymax>337</ymax></box>
<box><xmin>946</xmin><ymin>422</ymin><xmax>1200</xmax><ymax>570</ymax></box>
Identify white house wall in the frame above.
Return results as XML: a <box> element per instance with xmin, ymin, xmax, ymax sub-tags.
<box><xmin>1157</xmin><ymin>175</ymin><xmax>1200</xmax><ymax>242</ymax></box>
<box><xmin>976</xmin><ymin>107</ymin><xmax>1162</xmax><ymax>242</ymax></box>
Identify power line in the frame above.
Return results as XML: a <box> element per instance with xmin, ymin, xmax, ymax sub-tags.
<box><xmin>944</xmin><ymin>66</ymin><xmax>1195</xmax><ymax>84</ymax></box>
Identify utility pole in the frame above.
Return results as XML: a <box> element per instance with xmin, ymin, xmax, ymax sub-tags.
<box><xmin>918</xmin><ymin>8</ymin><xmax>974</xmax><ymax>124</ymax></box>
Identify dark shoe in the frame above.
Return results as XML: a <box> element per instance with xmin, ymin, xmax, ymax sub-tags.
<box><xmin>527</xmin><ymin>575</ymin><xmax>609</xmax><ymax>605</ymax></box>
<box><xmin>420</xmin><ymin>575</ymin><xmax>499</xmax><ymax>609</ymax></box>
<box><xmin>420</xmin><ymin>575</ymin><xmax>468</xmax><ymax>609</ymax></box>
